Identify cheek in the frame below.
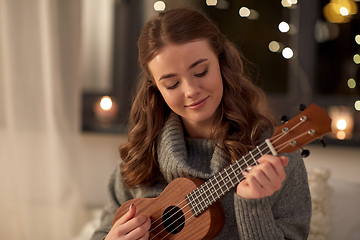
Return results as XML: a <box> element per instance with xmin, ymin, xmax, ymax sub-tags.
<box><xmin>159</xmin><ymin>89</ymin><xmax>182</xmax><ymax>110</ymax></box>
<box><xmin>207</xmin><ymin>72</ymin><xmax>223</xmax><ymax>93</ymax></box>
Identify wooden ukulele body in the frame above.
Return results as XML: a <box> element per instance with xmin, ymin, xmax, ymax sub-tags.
<box><xmin>113</xmin><ymin>177</ymin><xmax>225</xmax><ymax>240</ymax></box>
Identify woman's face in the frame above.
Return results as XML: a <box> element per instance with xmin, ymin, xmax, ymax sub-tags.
<box><xmin>148</xmin><ymin>40</ymin><xmax>223</xmax><ymax>137</ymax></box>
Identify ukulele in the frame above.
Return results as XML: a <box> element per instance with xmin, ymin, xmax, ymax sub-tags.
<box><xmin>113</xmin><ymin>103</ymin><xmax>332</xmax><ymax>240</ymax></box>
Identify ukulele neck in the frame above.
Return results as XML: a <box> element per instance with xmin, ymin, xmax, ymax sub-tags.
<box><xmin>185</xmin><ymin>141</ymin><xmax>274</xmax><ymax>217</ymax></box>
<box><xmin>185</xmin><ymin>103</ymin><xmax>332</xmax><ymax>217</ymax></box>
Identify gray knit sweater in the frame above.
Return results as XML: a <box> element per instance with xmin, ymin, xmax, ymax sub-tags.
<box><xmin>91</xmin><ymin>113</ymin><xmax>311</xmax><ymax>240</ymax></box>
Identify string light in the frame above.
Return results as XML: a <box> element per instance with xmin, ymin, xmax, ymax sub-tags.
<box><xmin>353</xmin><ymin>54</ymin><xmax>360</xmax><ymax>64</ymax></box>
<box><xmin>282</xmin><ymin>47</ymin><xmax>294</xmax><ymax>59</ymax></box>
<box><xmin>356</xmin><ymin>35</ymin><xmax>360</xmax><ymax>45</ymax></box>
<box><xmin>238</xmin><ymin>7</ymin><xmax>259</xmax><ymax>20</ymax></box>
<box><xmin>154</xmin><ymin>1</ymin><xmax>166</xmax><ymax>11</ymax></box>
<box><xmin>281</xmin><ymin>0</ymin><xmax>292</xmax><ymax>8</ymax></box>
<box><xmin>239</xmin><ymin>7</ymin><xmax>250</xmax><ymax>17</ymax></box>
<box><xmin>269</xmin><ymin>41</ymin><xmax>281</xmax><ymax>52</ymax></box>
<box><xmin>355</xmin><ymin>100</ymin><xmax>360</xmax><ymax>111</ymax></box>
<box><xmin>347</xmin><ymin>78</ymin><xmax>356</xmax><ymax>89</ymax></box>
<box><xmin>278</xmin><ymin>21</ymin><xmax>290</xmax><ymax>33</ymax></box>
<box><xmin>206</xmin><ymin>0</ymin><xmax>217</xmax><ymax>6</ymax></box>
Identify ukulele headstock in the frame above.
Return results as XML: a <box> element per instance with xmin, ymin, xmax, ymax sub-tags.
<box><xmin>271</xmin><ymin>103</ymin><xmax>332</xmax><ymax>155</ymax></box>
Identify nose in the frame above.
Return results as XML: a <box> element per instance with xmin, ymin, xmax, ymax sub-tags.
<box><xmin>183</xmin><ymin>78</ymin><xmax>200</xmax><ymax>98</ymax></box>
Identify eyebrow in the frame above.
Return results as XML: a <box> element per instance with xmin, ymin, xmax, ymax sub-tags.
<box><xmin>158</xmin><ymin>58</ymin><xmax>208</xmax><ymax>81</ymax></box>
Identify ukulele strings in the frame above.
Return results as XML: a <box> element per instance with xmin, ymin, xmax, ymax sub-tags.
<box><xmin>149</xmin><ymin>198</ymin><xmax>188</xmax><ymax>233</ymax></box>
<box><xmin>149</xmin><ymin>142</ymin><xmax>271</xmax><ymax>238</ymax></box>
<box><xmin>149</xmin><ymin>143</ymin><xmax>272</xmax><ymax>240</ymax></box>
<box><xmin>149</xmin><ymin>126</ymin><xmax>304</xmax><ymax>239</ymax></box>
<box><xmin>269</xmin><ymin>118</ymin><xmax>306</xmax><ymax>146</ymax></box>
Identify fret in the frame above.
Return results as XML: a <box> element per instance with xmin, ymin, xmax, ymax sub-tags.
<box><xmin>213</xmin><ymin>176</ymin><xmax>223</xmax><ymax>198</ymax></box>
<box><xmin>257</xmin><ymin>145</ymin><xmax>263</xmax><ymax>157</ymax></box>
<box><xmin>213</xmin><ymin>174</ymin><xmax>225</xmax><ymax>196</ymax></box>
<box><xmin>261</xmin><ymin>143</ymin><xmax>271</xmax><ymax>155</ymax></box>
<box><xmin>208</xmin><ymin>178</ymin><xmax>221</xmax><ymax>200</ymax></box>
<box><xmin>228</xmin><ymin>164</ymin><xmax>241</xmax><ymax>184</ymax></box>
<box><xmin>197</xmin><ymin>186</ymin><xmax>206</xmax><ymax>205</ymax></box>
<box><xmin>186</xmin><ymin>193</ymin><xmax>200</xmax><ymax>216</ymax></box>
<box><xmin>233</xmin><ymin>162</ymin><xmax>242</xmax><ymax>176</ymax></box>
<box><xmin>218</xmin><ymin>171</ymin><xmax>230</xmax><ymax>192</ymax></box>
<box><xmin>249</xmin><ymin>150</ymin><xmax>258</xmax><ymax>165</ymax></box>
<box><xmin>207</xmin><ymin>182</ymin><xmax>218</xmax><ymax>202</ymax></box>
<box><xmin>192</xmin><ymin>192</ymin><xmax>202</xmax><ymax>215</ymax></box>
<box><xmin>243</xmin><ymin>156</ymin><xmax>250</xmax><ymax>168</ymax></box>
<box><xmin>202</xmin><ymin>183</ymin><xmax>214</xmax><ymax>206</ymax></box>
<box><xmin>224</xmin><ymin>167</ymin><xmax>236</xmax><ymax>189</ymax></box>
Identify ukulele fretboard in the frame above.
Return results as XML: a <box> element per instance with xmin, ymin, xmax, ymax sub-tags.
<box><xmin>185</xmin><ymin>142</ymin><xmax>272</xmax><ymax>217</ymax></box>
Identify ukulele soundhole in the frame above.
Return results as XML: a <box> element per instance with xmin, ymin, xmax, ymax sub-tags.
<box><xmin>162</xmin><ymin>206</ymin><xmax>185</xmax><ymax>234</ymax></box>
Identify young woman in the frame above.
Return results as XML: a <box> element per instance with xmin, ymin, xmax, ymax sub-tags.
<box><xmin>91</xmin><ymin>7</ymin><xmax>311</xmax><ymax>240</ymax></box>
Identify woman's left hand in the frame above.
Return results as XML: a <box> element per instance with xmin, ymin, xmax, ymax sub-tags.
<box><xmin>236</xmin><ymin>154</ymin><xmax>288</xmax><ymax>199</ymax></box>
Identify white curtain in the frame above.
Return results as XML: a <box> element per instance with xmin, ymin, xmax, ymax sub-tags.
<box><xmin>0</xmin><ymin>0</ymin><xmax>89</xmax><ymax>239</ymax></box>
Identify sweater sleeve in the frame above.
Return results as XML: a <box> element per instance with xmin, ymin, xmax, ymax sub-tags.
<box><xmin>234</xmin><ymin>151</ymin><xmax>311</xmax><ymax>240</ymax></box>
<box><xmin>90</xmin><ymin>165</ymin><xmax>166</xmax><ymax>240</ymax></box>
<box><xmin>90</xmin><ymin>165</ymin><xmax>133</xmax><ymax>240</ymax></box>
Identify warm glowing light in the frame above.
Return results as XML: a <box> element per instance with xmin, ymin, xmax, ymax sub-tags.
<box><xmin>329</xmin><ymin>105</ymin><xmax>354</xmax><ymax>140</ymax></box>
<box><xmin>355</xmin><ymin>100</ymin><xmax>360</xmax><ymax>111</ymax></box>
<box><xmin>206</xmin><ymin>0</ymin><xmax>217</xmax><ymax>6</ymax></box>
<box><xmin>340</xmin><ymin>7</ymin><xmax>349</xmax><ymax>16</ymax></box>
<box><xmin>100</xmin><ymin>96</ymin><xmax>112</xmax><ymax>110</ymax></box>
<box><xmin>347</xmin><ymin>78</ymin><xmax>356</xmax><ymax>88</ymax></box>
<box><xmin>353</xmin><ymin>54</ymin><xmax>360</xmax><ymax>64</ymax></box>
<box><xmin>323</xmin><ymin>0</ymin><xmax>358</xmax><ymax>23</ymax></box>
<box><xmin>336</xmin><ymin>131</ymin><xmax>346</xmax><ymax>140</ymax></box>
<box><xmin>269</xmin><ymin>41</ymin><xmax>281</xmax><ymax>52</ymax></box>
<box><xmin>282</xmin><ymin>47</ymin><xmax>294</xmax><ymax>59</ymax></box>
<box><xmin>336</xmin><ymin>119</ymin><xmax>347</xmax><ymax>130</ymax></box>
<box><xmin>323</xmin><ymin>3</ymin><xmax>349</xmax><ymax>23</ymax></box>
<box><xmin>281</xmin><ymin>0</ymin><xmax>292</xmax><ymax>8</ymax></box>
<box><xmin>154</xmin><ymin>1</ymin><xmax>166</xmax><ymax>11</ymax></box>
<box><xmin>278</xmin><ymin>21</ymin><xmax>290</xmax><ymax>33</ymax></box>
<box><xmin>356</xmin><ymin>35</ymin><xmax>360</xmax><ymax>45</ymax></box>
<box><xmin>289</xmin><ymin>0</ymin><xmax>298</xmax><ymax>4</ymax></box>
<box><xmin>239</xmin><ymin>7</ymin><xmax>250</xmax><ymax>17</ymax></box>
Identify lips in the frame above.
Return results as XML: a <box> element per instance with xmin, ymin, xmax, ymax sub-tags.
<box><xmin>186</xmin><ymin>96</ymin><xmax>209</xmax><ymax>110</ymax></box>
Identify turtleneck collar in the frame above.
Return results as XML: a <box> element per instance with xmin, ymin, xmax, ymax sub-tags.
<box><xmin>157</xmin><ymin>112</ymin><xmax>229</xmax><ymax>183</ymax></box>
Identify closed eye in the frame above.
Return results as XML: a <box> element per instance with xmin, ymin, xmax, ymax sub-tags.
<box><xmin>167</xmin><ymin>82</ymin><xmax>179</xmax><ymax>90</ymax></box>
<box><xmin>195</xmin><ymin>69</ymin><xmax>208</xmax><ymax>77</ymax></box>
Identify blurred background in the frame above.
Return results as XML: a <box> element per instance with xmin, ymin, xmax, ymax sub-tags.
<box><xmin>0</xmin><ymin>0</ymin><xmax>359</xmax><ymax>240</ymax></box>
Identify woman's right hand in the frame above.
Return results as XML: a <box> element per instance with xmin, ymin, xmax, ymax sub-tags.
<box><xmin>105</xmin><ymin>204</ymin><xmax>151</xmax><ymax>240</ymax></box>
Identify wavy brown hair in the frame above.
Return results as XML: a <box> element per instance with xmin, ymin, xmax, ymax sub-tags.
<box><xmin>120</xmin><ymin>8</ymin><xmax>276</xmax><ymax>188</ymax></box>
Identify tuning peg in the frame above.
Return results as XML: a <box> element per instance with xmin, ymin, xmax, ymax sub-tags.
<box><xmin>301</xmin><ymin>148</ymin><xmax>310</xmax><ymax>158</ymax></box>
<box><xmin>280</xmin><ymin>115</ymin><xmax>289</xmax><ymax>124</ymax></box>
<box><xmin>319</xmin><ymin>137</ymin><xmax>327</xmax><ymax>148</ymax></box>
<box><xmin>299</xmin><ymin>104</ymin><xmax>307</xmax><ymax>111</ymax></box>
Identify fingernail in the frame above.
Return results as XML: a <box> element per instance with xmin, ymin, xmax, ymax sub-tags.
<box><xmin>247</xmin><ymin>166</ymin><xmax>253</xmax><ymax>171</ymax></box>
<box><xmin>129</xmin><ymin>204</ymin><xmax>134</xmax><ymax>211</ymax></box>
<box><xmin>242</xmin><ymin>171</ymin><xmax>248</xmax><ymax>176</ymax></box>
